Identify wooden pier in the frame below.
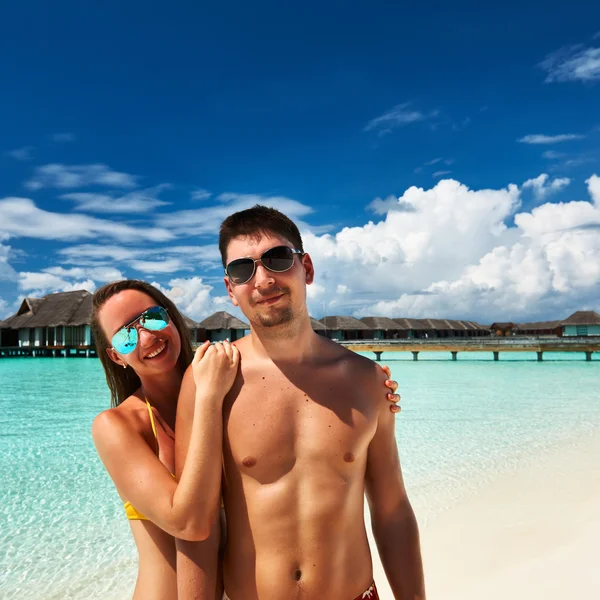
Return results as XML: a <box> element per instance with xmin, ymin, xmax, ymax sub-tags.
<box><xmin>342</xmin><ymin>338</ymin><xmax>600</xmax><ymax>362</ymax></box>
<box><xmin>0</xmin><ymin>345</ymin><xmax>97</xmax><ymax>358</ymax></box>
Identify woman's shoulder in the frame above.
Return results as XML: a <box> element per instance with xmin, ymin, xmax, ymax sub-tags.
<box><xmin>92</xmin><ymin>393</ymin><xmax>147</xmax><ymax>444</ymax></box>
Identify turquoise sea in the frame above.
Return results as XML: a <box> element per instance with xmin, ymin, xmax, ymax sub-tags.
<box><xmin>1</xmin><ymin>353</ymin><xmax>599</xmax><ymax>599</ymax></box>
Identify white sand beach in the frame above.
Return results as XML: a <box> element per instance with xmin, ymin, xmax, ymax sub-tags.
<box><xmin>368</xmin><ymin>426</ymin><xmax>600</xmax><ymax>600</ymax></box>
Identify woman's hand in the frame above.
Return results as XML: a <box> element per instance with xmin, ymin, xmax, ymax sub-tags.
<box><xmin>381</xmin><ymin>364</ymin><xmax>401</xmax><ymax>414</ymax></box>
<box><xmin>192</xmin><ymin>340</ymin><xmax>240</xmax><ymax>399</ymax></box>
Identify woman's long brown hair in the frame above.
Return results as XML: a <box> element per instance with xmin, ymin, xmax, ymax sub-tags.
<box><xmin>91</xmin><ymin>280</ymin><xmax>195</xmax><ymax>407</ymax></box>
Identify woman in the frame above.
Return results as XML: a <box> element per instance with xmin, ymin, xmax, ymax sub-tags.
<box><xmin>91</xmin><ymin>279</ymin><xmax>401</xmax><ymax>599</ymax></box>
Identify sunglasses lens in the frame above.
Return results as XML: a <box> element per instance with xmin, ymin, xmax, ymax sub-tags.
<box><xmin>140</xmin><ymin>306</ymin><xmax>169</xmax><ymax>331</ymax></box>
<box><xmin>262</xmin><ymin>246</ymin><xmax>295</xmax><ymax>272</ymax></box>
<box><xmin>227</xmin><ymin>259</ymin><xmax>255</xmax><ymax>284</ymax></box>
<box><xmin>112</xmin><ymin>327</ymin><xmax>138</xmax><ymax>355</ymax></box>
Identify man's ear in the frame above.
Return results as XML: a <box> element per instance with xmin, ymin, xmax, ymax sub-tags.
<box><xmin>302</xmin><ymin>253</ymin><xmax>315</xmax><ymax>285</ymax></box>
<box><xmin>106</xmin><ymin>347</ymin><xmax>126</xmax><ymax>368</ymax></box>
<box><xmin>224</xmin><ymin>277</ymin><xmax>240</xmax><ymax>306</ymax></box>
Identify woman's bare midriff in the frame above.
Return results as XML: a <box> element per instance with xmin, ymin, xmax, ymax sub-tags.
<box><xmin>130</xmin><ymin>521</ymin><xmax>177</xmax><ymax>600</ymax></box>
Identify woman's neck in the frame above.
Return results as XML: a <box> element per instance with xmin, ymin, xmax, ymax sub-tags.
<box><xmin>139</xmin><ymin>367</ymin><xmax>182</xmax><ymax>430</ymax></box>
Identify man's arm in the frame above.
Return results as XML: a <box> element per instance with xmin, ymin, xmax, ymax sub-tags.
<box><xmin>175</xmin><ymin>366</ymin><xmax>222</xmax><ymax>600</ymax></box>
<box><xmin>364</xmin><ymin>369</ymin><xmax>426</xmax><ymax>600</ymax></box>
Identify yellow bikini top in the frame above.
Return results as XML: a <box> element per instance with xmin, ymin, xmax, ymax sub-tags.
<box><xmin>124</xmin><ymin>399</ymin><xmax>174</xmax><ymax>521</ymax></box>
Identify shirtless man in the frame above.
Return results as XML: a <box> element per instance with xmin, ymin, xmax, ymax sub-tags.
<box><xmin>176</xmin><ymin>206</ymin><xmax>425</xmax><ymax>599</ymax></box>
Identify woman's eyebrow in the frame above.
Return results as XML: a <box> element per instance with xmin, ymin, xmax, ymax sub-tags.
<box><xmin>110</xmin><ymin>309</ymin><xmax>145</xmax><ymax>336</ymax></box>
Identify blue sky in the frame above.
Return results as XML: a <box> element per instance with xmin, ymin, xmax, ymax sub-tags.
<box><xmin>1</xmin><ymin>1</ymin><xmax>599</xmax><ymax>323</ymax></box>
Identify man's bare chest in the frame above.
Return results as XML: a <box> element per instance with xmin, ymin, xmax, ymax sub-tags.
<box><xmin>223</xmin><ymin>367</ymin><xmax>378</xmax><ymax>483</ymax></box>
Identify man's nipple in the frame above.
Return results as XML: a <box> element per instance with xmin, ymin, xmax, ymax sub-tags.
<box><xmin>242</xmin><ymin>456</ymin><xmax>257</xmax><ymax>468</ymax></box>
<box><xmin>343</xmin><ymin>452</ymin><xmax>355</xmax><ymax>463</ymax></box>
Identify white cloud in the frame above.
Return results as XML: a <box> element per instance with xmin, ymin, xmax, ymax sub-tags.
<box><xmin>6</xmin><ymin>146</ymin><xmax>33</xmax><ymax>161</ymax></box>
<box><xmin>61</xmin><ymin>184</ymin><xmax>171</xmax><ymax>213</ymax></box>
<box><xmin>158</xmin><ymin>193</ymin><xmax>317</xmax><ymax>237</ymax></box>
<box><xmin>0</xmin><ymin>197</ymin><xmax>174</xmax><ymax>242</ymax></box>
<box><xmin>295</xmin><ymin>176</ymin><xmax>600</xmax><ymax>321</ymax></box>
<box><xmin>364</xmin><ymin>103</ymin><xmax>439</xmax><ymax>136</ymax></box>
<box><xmin>191</xmin><ymin>188</ymin><xmax>212</xmax><ymax>201</ymax></box>
<box><xmin>424</xmin><ymin>158</ymin><xmax>443</xmax><ymax>166</ymax></box>
<box><xmin>366</xmin><ymin>194</ymin><xmax>415</xmax><ymax>215</ymax></box>
<box><xmin>130</xmin><ymin>258</ymin><xmax>194</xmax><ymax>274</ymax></box>
<box><xmin>330</xmin><ymin>176</ymin><xmax>600</xmax><ymax>322</ymax></box>
<box><xmin>0</xmin><ymin>243</ymin><xmax>18</xmax><ymax>281</ymax></box>
<box><xmin>304</xmin><ymin>179</ymin><xmax>522</xmax><ymax>318</ymax></box>
<box><xmin>540</xmin><ymin>45</ymin><xmax>600</xmax><ymax>83</ymax></box>
<box><xmin>15</xmin><ymin>265</ymin><xmax>124</xmax><ymax>298</ymax></box>
<box><xmin>518</xmin><ymin>133</ymin><xmax>585</xmax><ymax>145</ymax></box>
<box><xmin>52</xmin><ymin>133</ymin><xmax>76</xmax><ymax>142</ymax></box>
<box><xmin>18</xmin><ymin>272</ymin><xmax>97</xmax><ymax>295</ymax></box>
<box><xmin>152</xmin><ymin>277</ymin><xmax>231</xmax><ymax>321</ymax></box>
<box><xmin>522</xmin><ymin>173</ymin><xmax>571</xmax><ymax>201</ymax></box>
<box><xmin>43</xmin><ymin>266</ymin><xmax>123</xmax><ymax>281</ymax></box>
<box><xmin>542</xmin><ymin>150</ymin><xmax>566</xmax><ymax>160</ymax></box>
<box><xmin>25</xmin><ymin>163</ymin><xmax>138</xmax><ymax>190</ymax></box>
<box><xmin>0</xmin><ymin>297</ymin><xmax>8</xmax><ymax>319</ymax></box>
<box><xmin>432</xmin><ymin>170</ymin><xmax>452</xmax><ymax>178</ymax></box>
<box><xmin>58</xmin><ymin>244</ymin><xmax>220</xmax><ymax>274</ymax></box>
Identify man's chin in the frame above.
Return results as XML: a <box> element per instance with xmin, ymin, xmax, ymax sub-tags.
<box><xmin>254</xmin><ymin>306</ymin><xmax>294</xmax><ymax>328</ymax></box>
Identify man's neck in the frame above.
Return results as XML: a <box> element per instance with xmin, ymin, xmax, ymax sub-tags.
<box><xmin>249</xmin><ymin>315</ymin><xmax>320</xmax><ymax>363</ymax></box>
<box><xmin>139</xmin><ymin>367</ymin><xmax>181</xmax><ymax>429</ymax></box>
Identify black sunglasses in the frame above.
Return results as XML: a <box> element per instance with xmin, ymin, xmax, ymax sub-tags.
<box><xmin>225</xmin><ymin>245</ymin><xmax>305</xmax><ymax>285</ymax></box>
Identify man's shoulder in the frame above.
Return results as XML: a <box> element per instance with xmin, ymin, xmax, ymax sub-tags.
<box><xmin>324</xmin><ymin>341</ymin><xmax>384</xmax><ymax>382</ymax></box>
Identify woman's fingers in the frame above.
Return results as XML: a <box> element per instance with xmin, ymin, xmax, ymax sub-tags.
<box><xmin>381</xmin><ymin>365</ymin><xmax>399</xmax><ymax>392</ymax></box>
<box><xmin>193</xmin><ymin>340</ymin><xmax>211</xmax><ymax>363</ymax></box>
<box><xmin>385</xmin><ymin>379</ymin><xmax>399</xmax><ymax>393</ymax></box>
<box><xmin>231</xmin><ymin>344</ymin><xmax>240</xmax><ymax>367</ymax></box>
<box><xmin>387</xmin><ymin>392</ymin><xmax>401</xmax><ymax>414</ymax></box>
<box><xmin>222</xmin><ymin>339</ymin><xmax>233</xmax><ymax>361</ymax></box>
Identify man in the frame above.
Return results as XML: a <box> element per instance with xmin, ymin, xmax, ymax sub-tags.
<box><xmin>176</xmin><ymin>205</ymin><xmax>425</xmax><ymax>599</ymax></box>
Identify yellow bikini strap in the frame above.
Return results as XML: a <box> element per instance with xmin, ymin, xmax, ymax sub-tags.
<box><xmin>145</xmin><ymin>398</ymin><xmax>160</xmax><ymax>457</ymax></box>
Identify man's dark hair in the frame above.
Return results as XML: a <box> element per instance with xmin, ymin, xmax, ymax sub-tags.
<box><xmin>219</xmin><ymin>205</ymin><xmax>304</xmax><ymax>267</ymax></box>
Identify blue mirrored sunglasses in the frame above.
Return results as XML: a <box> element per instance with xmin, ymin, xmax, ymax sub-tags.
<box><xmin>111</xmin><ymin>306</ymin><xmax>170</xmax><ymax>355</ymax></box>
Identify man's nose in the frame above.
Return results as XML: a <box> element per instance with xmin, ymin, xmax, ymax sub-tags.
<box><xmin>253</xmin><ymin>263</ymin><xmax>275</xmax><ymax>288</ymax></box>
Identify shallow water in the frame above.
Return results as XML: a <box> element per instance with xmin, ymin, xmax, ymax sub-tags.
<box><xmin>1</xmin><ymin>353</ymin><xmax>598</xmax><ymax>598</ymax></box>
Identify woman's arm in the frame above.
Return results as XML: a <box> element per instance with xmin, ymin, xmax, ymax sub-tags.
<box><xmin>92</xmin><ymin>341</ymin><xmax>239</xmax><ymax>541</ymax></box>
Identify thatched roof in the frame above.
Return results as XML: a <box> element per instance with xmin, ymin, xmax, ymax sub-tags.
<box><xmin>393</xmin><ymin>318</ymin><xmax>432</xmax><ymax>330</ymax></box>
<box><xmin>490</xmin><ymin>322</ymin><xmax>515</xmax><ymax>329</ymax></box>
<box><xmin>359</xmin><ymin>317</ymin><xmax>405</xmax><ymax>330</ymax></box>
<box><xmin>319</xmin><ymin>316</ymin><xmax>369</xmax><ymax>330</ymax></box>
<box><xmin>561</xmin><ymin>311</ymin><xmax>600</xmax><ymax>326</ymax></box>
<box><xmin>309</xmin><ymin>317</ymin><xmax>326</xmax><ymax>331</ymax></box>
<box><xmin>182</xmin><ymin>315</ymin><xmax>198</xmax><ymax>329</ymax></box>
<box><xmin>198</xmin><ymin>311</ymin><xmax>248</xmax><ymax>330</ymax></box>
<box><xmin>392</xmin><ymin>317</ymin><xmax>487</xmax><ymax>330</ymax></box>
<box><xmin>2</xmin><ymin>291</ymin><xmax>92</xmax><ymax>328</ymax></box>
<box><xmin>515</xmin><ymin>321</ymin><xmax>562</xmax><ymax>330</ymax></box>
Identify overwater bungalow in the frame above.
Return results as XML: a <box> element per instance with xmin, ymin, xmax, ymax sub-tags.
<box><xmin>359</xmin><ymin>317</ymin><xmax>406</xmax><ymax>340</ymax></box>
<box><xmin>0</xmin><ymin>290</ymin><xmax>94</xmax><ymax>356</ymax></box>
<box><xmin>514</xmin><ymin>321</ymin><xmax>562</xmax><ymax>336</ymax></box>
<box><xmin>196</xmin><ymin>311</ymin><xmax>249</xmax><ymax>342</ymax></box>
<box><xmin>309</xmin><ymin>317</ymin><xmax>327</xmax><ymax>334</ymax></box>
<box><xmin>392</xmin><ymin>318</ymin><xmax>489</xmax><ymax>339</ymax></box>
<box><xmin>319</xmin><ymin>316</ymin><xmax>369</xmax><ymax>341</ymax></box>
<box><xmin>561</xmin><ymin>311</ymin><xmax>600</xmax><ymax>337</ymax></box>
